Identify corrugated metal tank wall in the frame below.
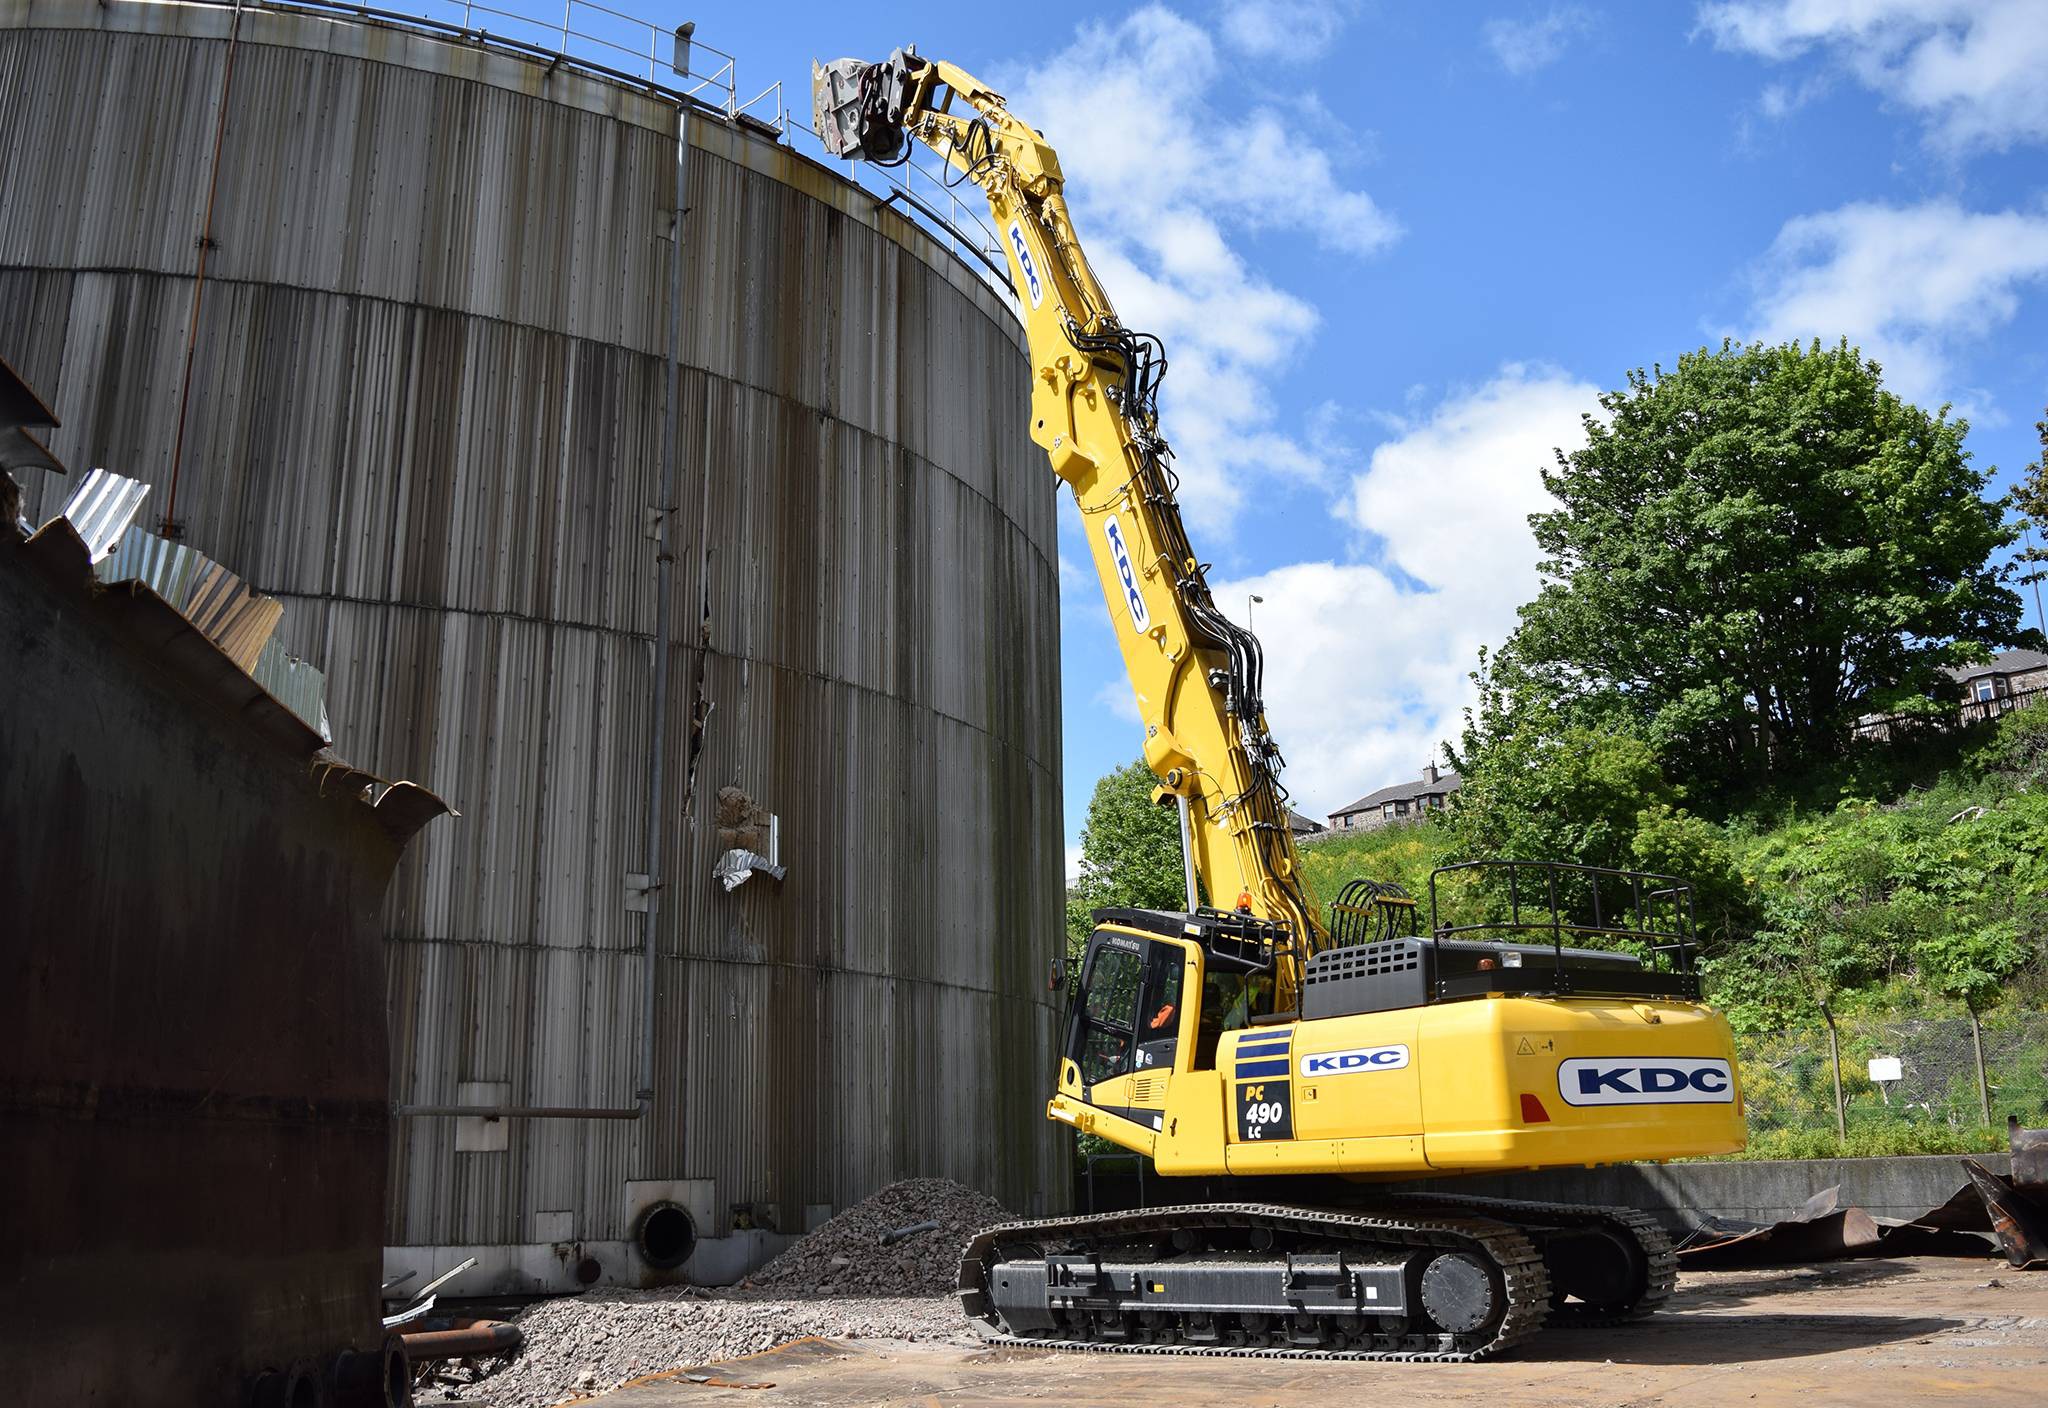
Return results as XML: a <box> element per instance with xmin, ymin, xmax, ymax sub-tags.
<box><xmin>0</xmin><ymin>2</ymin><xmax>1066</xmax><ymax>1274</ymax></box>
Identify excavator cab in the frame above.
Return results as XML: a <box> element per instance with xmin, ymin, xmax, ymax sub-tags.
<box><xmin>1065</xmin><ymin>933</ymin><xmax>1181</xmax><ymax>1086</ymax></box>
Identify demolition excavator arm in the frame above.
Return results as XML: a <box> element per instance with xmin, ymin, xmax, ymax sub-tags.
<box><xmin>816</xmin><ymin>50</ymin><xmax>1321</xmax><ymax>1006</ymax></box>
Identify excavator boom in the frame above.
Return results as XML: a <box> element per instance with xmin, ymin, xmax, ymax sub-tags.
<box><xmin>816</xmin><ymin>47</ymin><xmax>1321</xmax><ymax>1006</ymax></box>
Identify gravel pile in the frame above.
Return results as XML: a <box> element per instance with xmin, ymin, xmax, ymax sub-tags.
<box><xmin>419</xmin><ymin>1180</ymin><xmax>1018</xmax><ymax>1407</ymax></box>
<box><xmin>748</xmin><ymin>1177</ymin><xmax>1014</xmax><ymax>1296</ymax></box>
<box><xmin>420</xmin><ymin>1290</ymin><xmax>971</xmax><ymax>1407</ymax></box>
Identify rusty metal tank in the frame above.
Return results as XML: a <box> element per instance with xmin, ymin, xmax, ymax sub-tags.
<box><xmin>0</xmin><ymin>0</ymin><xmax>1066</xmax><ymax>1292</ymax></box>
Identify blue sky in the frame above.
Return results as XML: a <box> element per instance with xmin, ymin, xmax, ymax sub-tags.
<box><xmin>464</xmin><ymin>1</ymin><xmax>2048</xmax><ymax>864</ymax></box>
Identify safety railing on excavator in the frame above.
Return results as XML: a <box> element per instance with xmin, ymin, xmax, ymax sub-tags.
<box><xmin>1425</xmin><ymin>859</ymin><xmax>1702</xmax><ymax>1002</ymax></box>
<box><xmin>192</xmin><ymin>0</ymin><xmax>1009</xmax><ymax>289</ymax></box>
<box><xmin>1326</xmin><ymin>877</ymin><xmax>1421</xmax><ymax>947</ymax></box>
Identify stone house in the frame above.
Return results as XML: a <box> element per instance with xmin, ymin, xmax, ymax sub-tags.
<box><xmin>1328</xmin><ymin>763</ymin><xmax>1462</xmax><ymax>833</ymax></box>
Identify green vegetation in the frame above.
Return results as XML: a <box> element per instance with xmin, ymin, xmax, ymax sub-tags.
<box><xmin>1701</xmin><ymin>1126</ymin><xmax>2007</xmax><ymax>1162</ymax></box>
<box><xmin>1498</xmin><ymin>339</ymin><xmax>2029</xmax><ymax>796</ymax></box>
<box><xmin>1066</xmin><ymin>758</ymin><xmax>1185</xmax><ymax>961</ymax></box>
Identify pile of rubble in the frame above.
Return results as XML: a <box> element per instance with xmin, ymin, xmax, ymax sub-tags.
<box><xmin>423</xmin><ymin>1180</ymin><xmax>1016</xmax><ymax>1407</ymax></box>
<box><xmin>748</xmin><ymin>1177</ymin><xmax>1014</xmax><ymax>1296</ymax></box>
<box><xmin>420</xmin><ymin>1291</ymin><xmax>970</xmax><ymax>1407</ymax></box>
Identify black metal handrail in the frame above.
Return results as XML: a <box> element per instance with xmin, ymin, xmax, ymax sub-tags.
<box><xmin>1427</xmin><ymin>859</ymin><xmax>1698</xmax><ymax>991</ymax></box>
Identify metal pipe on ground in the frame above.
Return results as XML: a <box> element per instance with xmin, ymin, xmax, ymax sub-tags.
<box><xmin>399</xmin><ymin>1319</ymin><xmax>523</xmax><ymax>1363</ymax></box>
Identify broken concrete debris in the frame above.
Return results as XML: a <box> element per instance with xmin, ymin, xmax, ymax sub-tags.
<box><xmin>418</xmin><ymin>1180</ymin><xmax>1012</xmax><ymax>1406</ymax></box>
<box><xmin>748</xmin><ymin>1178</ymin><xmax>1013</xmax><ymax>1297</ymax></box>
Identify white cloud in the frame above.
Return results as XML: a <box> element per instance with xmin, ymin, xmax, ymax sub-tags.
<box><xmin>1697</xmin><ymin>0</ymin><xmax>2048</xmax><ymax>151</ymax></box>
<box><xmin>1001</xmin><ymin>5</ymin><xmax>1397</xmax><ymax>531</ymax></box>
<box><xmin>1215</xmin><ymin>367</ymin><xmax>1599</xmax><ymax>820</ymax></box>
<box><xmin>1484</xmin><ymin>5</ymin><xmax>1594</xmax><ymax>76</ymax></box>
<box><xmin>1065</xmin><ymin>844</ymin><xmax>1085</xmax><ymax>884</ymax></box>
<box><xmin>1094</xmin><ymin>679</ymin><xmax>1144</xmax><ymax>725</ymax></box>
<box><xmin>1737</xmin><ymin>199</ymin><xmax>2048</xmax><ymax>405</ymax></box>
<box><xmin>1221</xmin><ymin>0</ymin><xmax>1360</xmax><ymax>60</ymax></box>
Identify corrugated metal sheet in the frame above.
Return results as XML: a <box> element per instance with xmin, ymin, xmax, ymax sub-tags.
<box><xmin>0</xmin><ymin>1</ymin><xmax>1065</xmax><ymax>1263</ymax></box>
<box><xmin>251</xmin><ymin>635</ymin><xmax>333</xmax><ymax>742</ymax></box>
<box><xmin>59</xmin><ymin>467</ymin><xmax>151</xmax><ymax>562</ymax></box>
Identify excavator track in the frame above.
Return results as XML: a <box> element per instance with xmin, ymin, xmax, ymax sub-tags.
<box><xmin>1377</xmin><ymin>1193</ymin><xmax>1677</xmax><ymax>1326</ymax></box>
<box><xmin>959</xmin><ymin>1203</ymin><xmax>1551</xmax><ymax>1362</ymax></box>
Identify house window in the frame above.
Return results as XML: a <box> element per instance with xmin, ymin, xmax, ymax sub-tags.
<box><xmin>1383</xmin><ymin>802</ymin><xmax>1397</xmax><ymax>819</ymax></box>
<box><xmin>1976</xmin><ymin>678</ymin><xmax>1997</xmax><ymax>703</ymax></box>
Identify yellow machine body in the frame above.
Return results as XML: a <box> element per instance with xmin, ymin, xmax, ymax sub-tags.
<box><xmin>1049</xmin><ymin>927</ymin><xmax>1746</xmax><ymax>1181</ymax></box>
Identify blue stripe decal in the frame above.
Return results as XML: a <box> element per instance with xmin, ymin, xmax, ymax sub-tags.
<box><xmin>1238</xmin><ymin>1039</ymin><xmax>1291</xmax><ymax>1054</ymax></box>
<box><xmin>1234</xmin><ymin>1058</ymin><xmax>1291</xmax><ymax>1077</ymax></box>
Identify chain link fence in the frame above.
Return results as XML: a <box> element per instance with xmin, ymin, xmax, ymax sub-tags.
<box><xmin>1734</xmin><ymin>1009</ymin><xmax>2048</xmax><ymax>1139</ymax></box>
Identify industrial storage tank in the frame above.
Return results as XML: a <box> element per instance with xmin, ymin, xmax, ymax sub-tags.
<box><xmin>0</xmin><ymin>0</ymin><xmax>1066</xmax><ymax>1289</ymax></box>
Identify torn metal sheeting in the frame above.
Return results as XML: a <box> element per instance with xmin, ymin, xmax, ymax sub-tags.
<box><xmin>1962</xmin><ymin>1157</ymin><xmax>2048</xmax><ymax>1270</ymax></box>
<box><xmin>99</xmin><ymin>522</ymin><xmax>207</xmax><ymax>610</ymax></box>
<box><xmin>60</xmin><ymin>467</ymin><xmax>151</xmax><ymax>563</ymax></box>
<box><xmin>252</xmin><ymin>637</ymin><xmax>332</xmax><ymax>743</ymax></box>
<box><xmin>381</xmin><ymin>1293</ymin><xmax>436</xmax><ymax>1330</ymax></box>
<box><xmin>17</xmin><ymin>517</ymin><xmax>450</xmax><ymax>843</ymax></box>
<box><xmin>97</xmin><ymin>521</ymin><xmax>329</xmax><ymax>740</ymax></box>
<box><xmin>1680</xmin><ymin>1206</ymin><xmax>1884</xmax><ymax>1268</ymax></box>
<box><xmin>1678</xmin><ymin>1181</ymin><xmax>1997</xmax><ymax>1269</ymax></box>
<box><xmin>181</xmin><ymin>558</ymin><xmax>285</xmax><ymax>672</ymax></box>
<box><xmin>714</xmin><ymin>848</ymin><xmax>787</xmax><ymax>892</ymax></box>
<box><xmin>2011</xmin><ymin>1118</ymin><xmax>2048</xmax><ymax>1192</ymax></box>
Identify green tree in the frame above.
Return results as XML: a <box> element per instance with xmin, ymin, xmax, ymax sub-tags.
<box><xmin>1448</xmin><ymin>651</ymin><xmax>1675</xmax><ymax>874</ymax></box>
<box><xmin>1065</xmin><ymin>759</ymin><xmax>1186</xmax><ymax>957</ymax></box>
<box><xmin>1445</xmin><ymin>650</ymin><xmax>1752</xmax><ymax>947</ymax></box>
<box><xmin>1510</xmin><ymin>339</ymin><xmax>2027</xmax><ymax>791</ymax></box>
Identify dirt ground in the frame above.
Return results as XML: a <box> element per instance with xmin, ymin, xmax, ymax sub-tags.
<box><xmin>564</xmin><ymin>1258</ymin><xmax>2046</xmax><ymax>1407</ymax></box>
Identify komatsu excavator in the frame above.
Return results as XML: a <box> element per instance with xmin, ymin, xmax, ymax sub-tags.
<box><xmin>814</xmin><ymin>49</ymin><xmax>1748</xmax><ymax>1360</ymax></box>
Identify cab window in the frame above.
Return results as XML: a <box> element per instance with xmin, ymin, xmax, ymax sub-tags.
<box><xmin>1134</xmin><ymin>943</ymin><xmax>1183</xmax><ymax>1071</ymax></box>
<box><xmin>1194</xmin><ymin>970</ymin><xmax>1274</xmax><ymax>1069</ymax></box>
<box><xmin>1070</xmin><ymin>940</ymin><xmax>1144</xmax><ymax>1085</ymax></box>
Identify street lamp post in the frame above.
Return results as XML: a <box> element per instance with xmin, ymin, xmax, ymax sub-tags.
<box><xmin>1248</xmin><ymin>593</ymin><xmax>1264</xmax><ymax>631</ymax></box>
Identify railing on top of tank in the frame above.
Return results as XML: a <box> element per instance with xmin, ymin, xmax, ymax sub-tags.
<box><xmin>197</xmin><ymin>0</ymin><xmax>1011</xmax><ymax>293</ymax></box>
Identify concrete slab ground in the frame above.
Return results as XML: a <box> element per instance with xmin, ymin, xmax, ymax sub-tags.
<box><xmin>572</xmin><ymin>1258</ymin><xmax>2046</xmax><ymax>1407</ymax></box>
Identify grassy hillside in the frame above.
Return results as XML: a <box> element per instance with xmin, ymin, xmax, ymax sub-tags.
<box><xmin>1303</xmin><ymin>706</ymin><xmax>2048</xmax><ymax>1030</ymax></box>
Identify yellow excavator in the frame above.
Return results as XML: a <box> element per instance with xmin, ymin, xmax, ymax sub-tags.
<box><xmin>815</xmin><ymin>49</ymin><xmax>1747</xmax><ymax>1359</ymax></box>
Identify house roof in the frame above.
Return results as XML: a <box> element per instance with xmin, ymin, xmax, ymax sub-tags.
<box><xmin>1331</xmin><ymin>771</ymin><xmax>1462</xmax><ymax>818</ymax></box>
<box><xmin>1286</xmin><ymin>808</ymin><xmax>1325</xmax><ymax>834</ymax></box>
<box><xmin>1950</xmin><ymin>648</ymin><xmax>2048</xmax><ymax>684</ymax></box>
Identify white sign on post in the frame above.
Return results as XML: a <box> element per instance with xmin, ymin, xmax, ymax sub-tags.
<box><xmin>1868</xmin><ymin>1056</ymin><xmax>1903</xmax><ymax>1083</ymax></box>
